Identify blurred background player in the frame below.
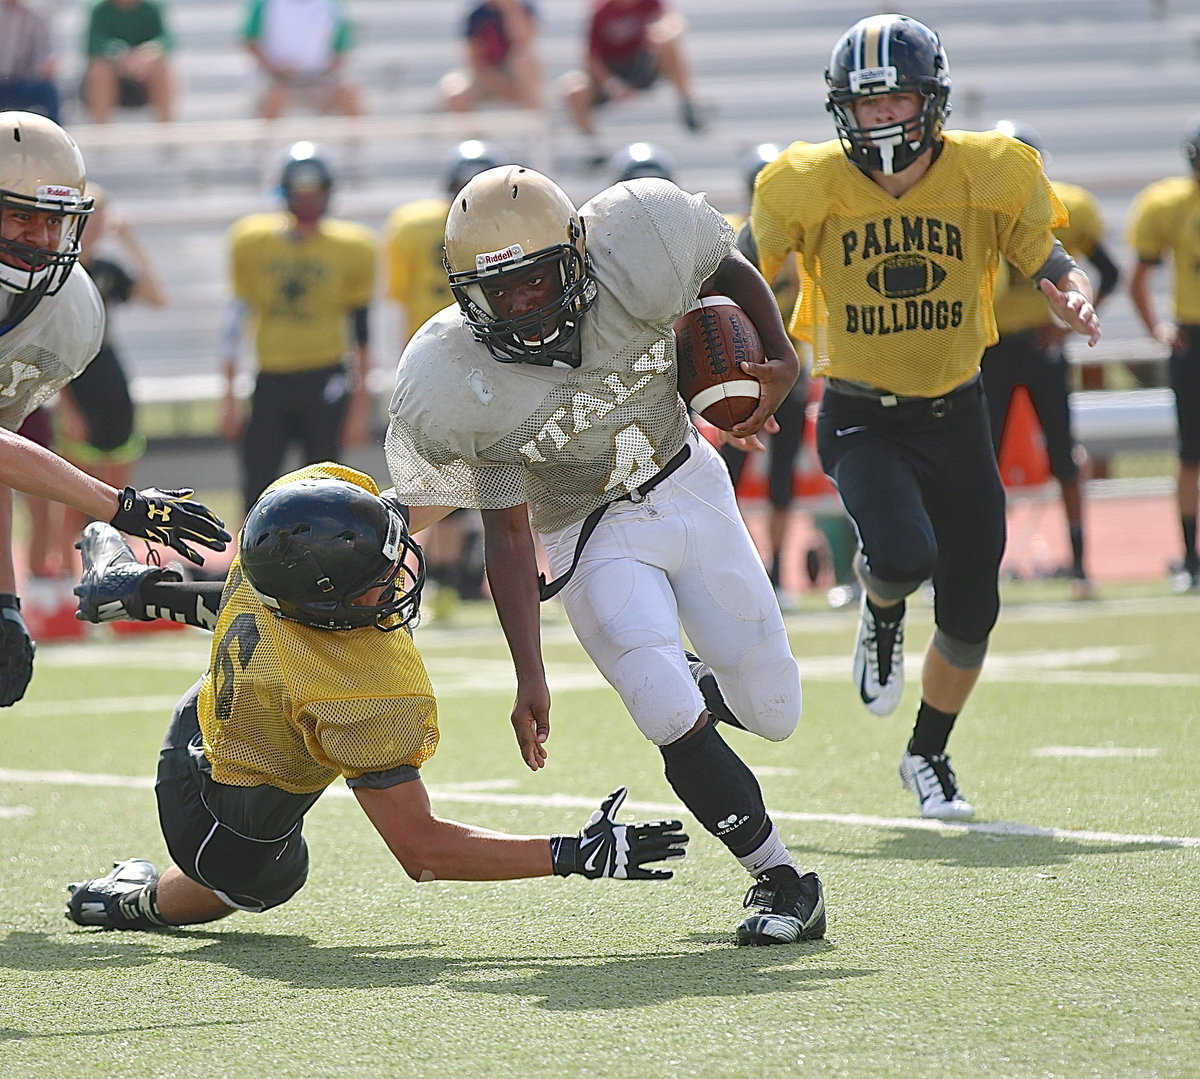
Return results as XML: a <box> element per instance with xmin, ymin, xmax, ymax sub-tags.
<box><xmin>609</xmin><ymin>139</ymin><xmax>675</xmax><ymax>184</ymax></box>
<box><xmin>66</xmin><ymin>463</ymin><xmax>687</xmax><ymax>931</ymax></box>
<box><xmin>381</xmin><ymin>141</ymin><xmax>509</xmax><ymax>615</ymax></box>
<box><xmin>439</xmin><ymin>0</ymin><xmax>542</xmax><ymax>114</ymax></box>
<box><xmin>562</xmin><ymin>0</ymin><xmax>705</xmax><ymax>167</ymax></box>
<box><xmin>1127</xmin><ymin>115</ymin><xmax>1200</xmax><ymax>594</ymax></box>
<box><xmin>981</xmin><ymin>120</ymin><xmax>1120</xmax><ymax>601</ymax></box>
<box><xmin>221</xmin><ymin>141</ymin><xmax>375</xmax><ymax>517</ymax></box>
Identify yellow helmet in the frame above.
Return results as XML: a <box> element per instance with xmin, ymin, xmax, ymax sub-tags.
<box><xmin>0</xmin><ymin>112</ymin><xmax>92</xmax><ymax>296</ymax></box>
<box><xmin>444</xmin><ymin>166</ymin><xmax>595</xmax><ymax>365</ymax></box>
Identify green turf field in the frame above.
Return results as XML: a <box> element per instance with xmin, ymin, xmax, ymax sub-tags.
<box><xmin>1</xmin><ymin>587</ymin><xmax>1197</xmax><ymax>1079</ymax></box>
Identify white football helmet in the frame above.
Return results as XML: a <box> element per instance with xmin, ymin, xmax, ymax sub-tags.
<box><xmin>443</xmin><ymin>166</ymin><xmax>596</xmax><ymax>365</ymax></box>
<box><xmin>0</xmin><ymin>112</ymin><xmax>92</xmax><ymax>297</ymax></box>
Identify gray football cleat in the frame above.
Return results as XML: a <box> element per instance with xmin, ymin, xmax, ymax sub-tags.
<box><xmin>74</xmin><ymin>522</ymin><xmax>180</xmax><ymax>623</ymax></box>
<box><xmin>736</xmin><ymin>866</ymin><xmax>826</xmax><ymax>946</ymax></box>
<box><xmin>66</xmin><ymin>858</ymin><xmax>164</xmax><ymax>929</ymax></box>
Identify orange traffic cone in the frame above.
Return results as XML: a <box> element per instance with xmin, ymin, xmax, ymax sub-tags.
<box><xmin>997</xmin><ymin>386</ymin><xmax>1052</xmax><ymax>489</ymax></box>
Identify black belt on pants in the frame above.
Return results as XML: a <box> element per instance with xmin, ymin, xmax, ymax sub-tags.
<box><xmin>538</xmin><ymin>441</ymin><xmax>692</xmax><ymax>601</ymax></box>
<box><xmin>826</xmin><ymin>373</ymin><xmax>980</xmax><ymax>419</ymax></box>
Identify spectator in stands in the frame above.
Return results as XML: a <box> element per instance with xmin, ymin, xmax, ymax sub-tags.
<box><xmin>439</xmin><ymin>1</ymin><xmax>541</xmax><ymax>114</ymax></box>
<box><xmin>242</xmin><ymin>0</ymin><xmax>364</xmax><ymax>120</ymax></box>
<box><xmin>0</xmin><ymin>0</ymin><xmax>61</xmax><ymax>121</ymax></box>
<box><xmin>981</xmin><ymin>121</ymin><xmax>1120</xmax><ymax>601</ymax></box>
<box><xmin>221</xmin><ymin>142</ymin><xmax>375</xmax><ymax>516</ymax></box>
<box><xmin>54</xmin><ymin>182</ymin><xmax>164</xmax><ymax>571</ymax></box>
<box><xmin>562</xmin><ymin>0</ymin><xmax>705</xmax><ymax>167</ymax></box>
<box><xmin>81</xmin><ymin>0</ymin><xmax>175</xmax><ymax>123</ymax></box>
<box><xmin>380</xmin><ymin>140</ymin><xmax>506</xmax><ymax>616</ymax></box>
<box><xmin>1127</xmin><ymin>116</ymin><xmax>1200</xmax><ymax>594</ymax></box>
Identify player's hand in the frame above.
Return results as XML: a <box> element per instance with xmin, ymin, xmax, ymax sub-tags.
<box><xmin>511</xmin><ymin>678</ymin><xmax>550</xmax><ymax>771</ymax></box>
<box><xmin>110</xmin><ymin>487</ymin><xmax>232</xmax><ymax>566</ymax></box>
<box><xmin>550</xmin><ymin>786</ymin><xmax>689</xmax><ymax>880</ymax></box>
<box><xmin>731</xmin><ymin>356</ymin><xmax>800</xmax><ymax>439</ymax></box>
<box><xmin>715</xmin><ymin>415</ymin><xmax>778</xmax><ymax>454</ymax></box>
<box><xmin>1039</xmin><ymin>279</ymin><xmax>1101</xmax><ymax>347</ymax></box>
<box><xmin>0</xmin><ymin>594</ymin><xmax>35</xmax><ymax>707</ymax></box>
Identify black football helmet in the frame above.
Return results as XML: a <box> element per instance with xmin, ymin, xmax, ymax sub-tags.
<box><xmin>994</xmin><ymin>119</ymin><xmax>1049</xmax><ymax>163</ymax></box>
<box><xmin>740</xmin><ymin>142</ymin><xmax>782</xmax><ymax>200</ymax></box>
<box><xmin>1183</xmin><ymin>115</ymin><xmax>1200</xmax><ymax>170</ymax></box>
<box><xmin>443</xmin><ymin>139</ymin><xmax>509</xmax><ymax>198</ymax></box>
<box><xmin>240</xmin><ymin>478</ymin><xmax>425</xmax><ymax>631</ymax></box>
<box><xmin>277</xmin><ymin>141</ymin><xmax>334</xmax><ymax>218</ymax></box>
<box><xmin>825</xmin><ymin>14</ymin><xmax>951</xmax><ymax>176</ymax></box>
<box><xmin>444</xmin><ymin>165</ymin><xmax>596</xmax><ymax>366</ymax></box>
<box><xmin>611</xmin><ymin>141</ymin><xmax>676</xmax><ymax>183</ymax></box>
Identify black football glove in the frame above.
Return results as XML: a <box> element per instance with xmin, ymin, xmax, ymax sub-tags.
<box><xmin>550</xmin><ymin>786</ymin><xmax>689</xmax><ymax>880</ymax></box>
<box><xmin>0</xmin><ymin>594</ymin><xmax>35</xmax><ymax>707</ymax></box>
<box><xmin>109</xmin><ymin>487</ymin><xmax>231</xmax><ymax>566</ymax></box>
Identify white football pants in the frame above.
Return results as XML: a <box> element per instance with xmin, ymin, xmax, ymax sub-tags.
<box><xmin>542</xmin><ymin>430</ymin><xmax>802</xmax><ymax>746</ymax></box>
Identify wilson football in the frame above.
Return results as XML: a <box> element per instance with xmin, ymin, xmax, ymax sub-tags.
<box><xmin>674</xmin><ymin>295</ymin><xmax>764</xmax><ymax>431</ymax></box>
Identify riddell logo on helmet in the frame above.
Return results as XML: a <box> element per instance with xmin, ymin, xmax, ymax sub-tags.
<box><xmin>476</xmin><ymin>244</ymin><xmax>525</xmax><ymax>272</ymax></box>
<box><xmin>37</xmin><ymin>184</ymin><xmax>78</xmax><ymax>199</ymax></box>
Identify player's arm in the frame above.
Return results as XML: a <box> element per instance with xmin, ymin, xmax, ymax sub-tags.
<box><xmin>481</xmin><ymin>504</ymin><xmax>550</xmax><ymax>771</ymax></box>
<box><xmin>1128</xmin><ymin>258</ymin><xmax>1175</xmax><ymax>346</ymax></box>
<box><xmin>1032</xmin><ymin>241</ymin><xmax>1101</xmax><ymax>347</ymax></box>
<box><xmin>354</xmin><ymin>780</ymin><xmax>687</xmax><ymax>882</ymax></box>
<box><xmin>0</xmin><ymin>484</ymin><xmax>33</xmax><ymax>707</ymax></box>
<box><xmin>700</xmin><ymin>248</ymin><xmax>799</xmax><ymax>438</ymax></box>
<box><xmin>1085</xmin><ymin>240</ymin><xmax>1120</xmax><ymax>308</ymax></box>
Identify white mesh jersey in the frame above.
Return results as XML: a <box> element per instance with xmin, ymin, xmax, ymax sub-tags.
<box><xmin>0</xmin><ymin>267</ymin><xmax>104</xmax><ymax>431</ymax></box>
<box><xmin>385</xmin><ymin>179</ymin><xmax>734</xmax><ymax>534</ymax></box>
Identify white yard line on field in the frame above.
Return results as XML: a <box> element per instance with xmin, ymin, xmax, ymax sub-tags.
<box><xmin>1</xmin><ymin>768</ymin><xmax>1197</xmax><ymax>849</ymax></box>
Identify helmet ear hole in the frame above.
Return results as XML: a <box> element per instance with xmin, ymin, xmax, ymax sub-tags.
<box><xmin>240</xmin><ymin>478</ymin><xmax>425</xmax><ymax>631</ymax></box>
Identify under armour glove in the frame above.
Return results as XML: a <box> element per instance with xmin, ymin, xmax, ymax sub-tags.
<box><xmin>550</xmin><ymin>786</ymin><xmax>689</xmax><ymax>880</ymax></box>
<box><xmin>0</xmin><ymin>594</ymin><xmax>35</xmax><ymax>707</ymax></box>
<box><xmin>109</xmin><ymin>487</ymin><xmax>232</xmax><ymax>566</ymax></box>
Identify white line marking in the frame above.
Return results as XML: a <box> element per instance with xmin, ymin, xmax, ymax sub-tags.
<box><xmin>2</xmin><ymin>769</ymin><xmax>1196</xmax><ymax>848</ymax></box>
<box><xmin>1033</xmin><ymin>746</ymin><xmax>1163</xmax><ymax>759</ymax></box>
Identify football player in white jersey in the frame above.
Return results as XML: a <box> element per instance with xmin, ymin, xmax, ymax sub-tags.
<box><xmin>0</xmin><ymin>111</ymin><xmax>228</xmax><ymax>707</ymax></box>
<box><xmin>385</xmin><ymin>165</ymin><xmax>825</xmax><ymax>946</ymax></box>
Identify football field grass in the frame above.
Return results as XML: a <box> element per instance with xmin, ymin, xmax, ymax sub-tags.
<box><xmin>1</xmin><ymin>587</ymin><xmax>1197</xmax><ymax>1079</ymax></box>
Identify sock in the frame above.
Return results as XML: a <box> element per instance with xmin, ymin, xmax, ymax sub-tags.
<box><xmin>143</xmin><ymin>581</ymin><xmax>224</xmax><ymax>629</ymax></box>
<box><xmin>1069</xmin><ymin>524</ymin><xmax>1085</xmax><ymax>576</ymax></box>
<box><xmin>736</xmin><ymin>824</ymin><xmax>792</xmax><ymax>877</ymax></box>
<box><xmin>868</xmin><ymin>596</ymin><xmax>905</xmax><ymax>623</ymax></box>
<box><xmin>908</xmin><ymin>701</ymin><xmax>958</xmax><ymax>758</ymax></box>
<box><xmin>1183</xmin><ymin>516</ymin><xmax>1198</xmax><ymax>572</ymax></box>
<box><xmin>112</xmin><ymin>883</ymin><xmax>168</xmax><ymax>930</ymax></box>
<box><xmin>768</xmin><ymin>552</ymin><xmax>782</xmax><ymax>588</ymax></box>
<box><xmin>659</xmin><ymin>720</ymin><xmax>770</xmax><ymax>857</ymax></box>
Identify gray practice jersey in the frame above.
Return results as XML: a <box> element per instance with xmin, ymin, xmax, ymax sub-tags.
<box><xmin>385</xmin><ymin>179</ymin><xmax>734</xmax><ymax>534</ymax></box>
<box><xmin>0</xmin><ymin>267</ymin><xmax>104</xmax><ymax>431</ymax></box>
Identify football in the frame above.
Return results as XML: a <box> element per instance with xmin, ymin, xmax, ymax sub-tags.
<box><xmin>673</xmin><ymin>295</ymin><xmax>764</xmax><ymax>431</ymax></box>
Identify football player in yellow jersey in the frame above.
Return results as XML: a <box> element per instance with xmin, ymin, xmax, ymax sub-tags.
<box><xmin>981</xmin><ymin>121</ymin><xmax>1120</xmax><ymax>601</ymax></box>
<box><xmin>221</xmin><ymin>142</ymin><xmax>376</xmax><ymax>515</ymax></box>
<box><xmin>752</xmin><ymin>14</ymin><xmax>1101</xmax><ymax>820</ymax></box>
<box><xmin>65</xmin><ymin>462</ymin><xmax>688</xmax><ymax>930</ymax></box>
<box><xmin>1127</xmin><ymin>117</ymin><xmax>1200</xmax><ymax>594</ymax></box>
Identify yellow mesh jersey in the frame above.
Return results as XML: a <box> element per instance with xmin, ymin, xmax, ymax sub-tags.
<box><xmin>994</xmin><ymin>180</ymin><xmax>1105</xmax><ymax>334</ymax></box>
<box><xmin>229</xmin><ymin>212</ymin><xmax>376</xmax><ymax>373</ymax></box>
<box><xmin>1127</xmin><ymin>176</ymin><xmax>1200</xmax><ymax>324</ymax></box>
<box><xmin>382</xmin><ymin>197</ymin><xmax>455</xmax><ymax>342</ymax></box>
<box><xmin>725</xmin><ymin>210</ymin><xmax>800</xmax><ymax>323</ymax></box>
<box><xmin>752</xmin><ymin>130</ymin><xmax>1065</xmax><ymax>396</ymax></box>
<box><xmin>196</xmin><ymin>462</ymin><xmax>439</xmax><ymax>793</ymax></box>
